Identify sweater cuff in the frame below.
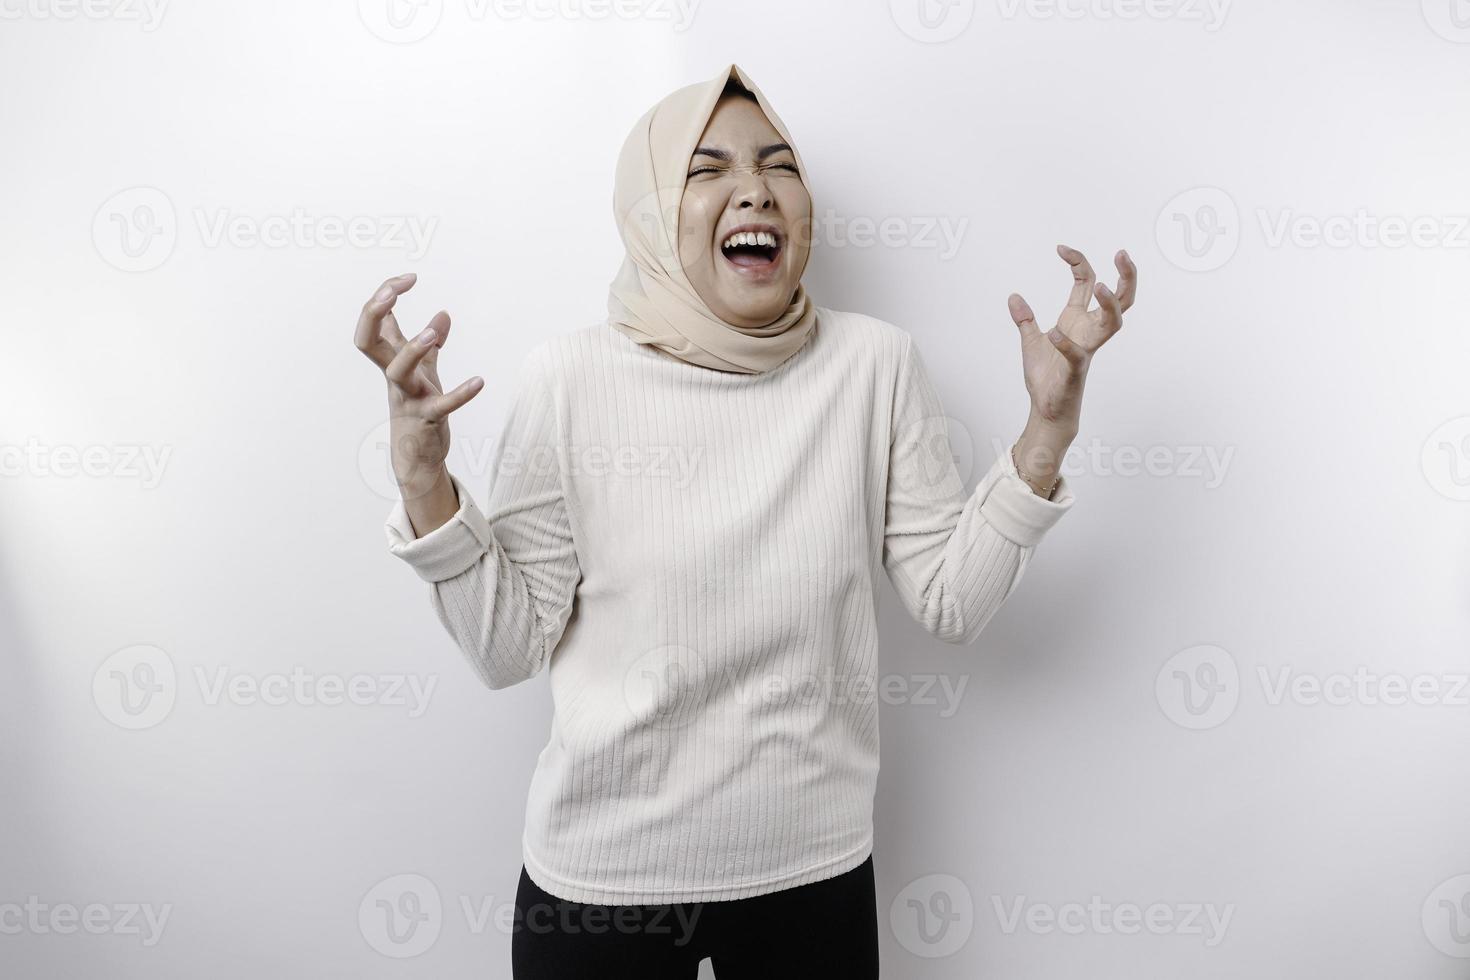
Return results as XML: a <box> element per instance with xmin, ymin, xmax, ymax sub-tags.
<box><xmin>977</xmin><ymin>448</ymin><xmax>1076</xmax><ymax>548</ymax></box>
<box><xmin>384</xmin><ymin>473</ymin><xmax>494</xmax><ymax>583</ymax></box>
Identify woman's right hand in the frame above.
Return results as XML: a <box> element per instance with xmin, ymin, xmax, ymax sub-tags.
<box><xmin>354</xmin><ymin>273</ymin><xmax>484</xmax><ymax>521</ymax></box>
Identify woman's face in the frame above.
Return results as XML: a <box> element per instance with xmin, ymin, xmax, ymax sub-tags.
<box><xmin>677</xmin><ymin>95</ymin><xmax>811</xmax><ymax>329</ymax></box>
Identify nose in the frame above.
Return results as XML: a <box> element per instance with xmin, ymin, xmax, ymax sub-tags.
<box><xmin>730</xmin><ymin>171</ymin><xmax>773</xmax><ymax>211</ymax></box>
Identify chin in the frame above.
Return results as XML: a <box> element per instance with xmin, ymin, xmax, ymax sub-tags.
<box><xmin>713</xmin><ymin>277</ymin><xmax>796</xmax><ymax>325</ymax></box>
<box><xmin>720</xmin><ymin>294</ymin><xmax>790</xmax><ymax>328</ymax></box>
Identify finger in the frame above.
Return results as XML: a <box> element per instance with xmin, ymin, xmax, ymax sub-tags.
<box><xmin>384</xmin><ymin>324</ymin><xmax>439</xmax><ymax>393</ymax></box>
<box><xmin>424</xmin><ymin>375</ymin><xmax>485</xmax><ymax>422</ymax></box>
<box><xmin>1046</xmin><ymin>324</ymin><xmax>1088</xmax><ymax>368</ymax></box>
<box><xmin>1008</xmin><ymin>293</ymin><xmax>1042</xmax><ymax>343</ymax></box>
<box><xmin>418</xmin><ymin>311</ymin><xmax>452</xmax><ymax>390</ymax></box>
<box><xmin>353</xmin><ymin>273</ymin><xmax>418</xmax><ymax>367</ymax></box>
<box><xmin>1113</xmin><ymin>249</ymin><xmax>1138</xmax><ymax>312</ymax></box>
<box><xmin>1094</xmin><ymin>281</ymin><xmax>1123</xmax><ymax>341</ymax></box>
<box><xmin>1057</xmin><ymin>244</ymin><xmax>1096</xmax><ymax>311</ymax></box>
<box><xmin>356</xmin><ymin>273</ymin><xmax>416</xmax><ymax>348</ymax></box>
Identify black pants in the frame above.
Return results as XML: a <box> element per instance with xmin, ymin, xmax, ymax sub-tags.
<box><xmin>511</xmin><ymin>854</ymin><xmax>880</xmax><ymax>978</ymax></box>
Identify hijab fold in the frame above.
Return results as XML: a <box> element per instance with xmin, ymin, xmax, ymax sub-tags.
<box><xmin>607</xmin><ymin>63</ymin><xmax>817</xmax><ymax>374</ymax></box>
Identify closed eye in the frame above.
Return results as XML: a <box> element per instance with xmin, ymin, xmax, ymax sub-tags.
<box><xmin>687</xmin><ymin>163</ymin><xmax>800</xmax><ymax>178</ymax></box>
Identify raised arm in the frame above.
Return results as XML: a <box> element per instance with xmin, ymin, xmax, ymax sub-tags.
<box><xmin>883</xmin><ymin>244</ymin><xmax>1139</xmax><ymax>644</ymax></box>
<box><xmin>882</xmin><ymin>334</ymin><xmax>1075</xmax><ymax>645</ymax></box>
<box><xmin>354</xmin><ymin>273</ymin><xmax>579</xmax><ymax>689</ymax></box>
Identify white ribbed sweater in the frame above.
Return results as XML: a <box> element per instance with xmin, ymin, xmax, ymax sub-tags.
<box><xmin>385</xmin><ymin>307</ymin><xmax>1075</xmax><ymax>904</ymax></box>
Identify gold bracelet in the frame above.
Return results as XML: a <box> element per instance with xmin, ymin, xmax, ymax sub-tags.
<box><xmin>1011</xmin><ymin>441</ymin><xmax>1060</xmax><ymax>500</ymax></box>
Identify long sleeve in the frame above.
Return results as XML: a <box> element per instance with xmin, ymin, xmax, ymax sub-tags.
<box><xmin>882</xmin><ymin>333</ymin><xmax>1075</xmax><ymax>645</ymax></box>
<box><xmin>384</xmin><ymin>348</ymin><xmax>580</xmax><ymax>689</ymax></box>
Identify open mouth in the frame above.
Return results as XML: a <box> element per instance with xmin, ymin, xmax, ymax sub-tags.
<box><xmin>720</xmin><ymin>227</ymin><xmax>783</xmax><ymax>272</ymax></box>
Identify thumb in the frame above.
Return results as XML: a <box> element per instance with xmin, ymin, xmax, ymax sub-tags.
<box><xmin>1008</xmin><ymin>293</ymin><xmax>1041</xmax><ymax>342</ymax></box>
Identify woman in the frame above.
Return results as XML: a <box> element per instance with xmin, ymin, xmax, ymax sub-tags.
<box><xmin>354</xmin><ymin>63</ymin><xmax>1136</xmax><ymax>979</ymax></box>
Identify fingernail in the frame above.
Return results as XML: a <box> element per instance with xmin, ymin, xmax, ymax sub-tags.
<box><xmin>418</xmin><ymin>328</ymin><xmax>436</xmax><ymax>346</ymax></box>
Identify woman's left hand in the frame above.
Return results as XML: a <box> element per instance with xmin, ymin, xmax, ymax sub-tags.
<box><xmin>1006</xmin><ymin>245</ymin><xmax>1138</xmax><ymax>495</ymax></box>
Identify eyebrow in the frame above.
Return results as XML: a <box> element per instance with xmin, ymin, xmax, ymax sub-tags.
<box><xmin>691</xmin><ymin>142</ymin><xmax>794</xmax><ymax>162</ymax></box>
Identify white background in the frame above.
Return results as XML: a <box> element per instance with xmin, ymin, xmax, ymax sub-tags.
<box><xmin>3</xmin><ymin>0</ymin><xmax>1470</xmax><ymax>976</ymax></box>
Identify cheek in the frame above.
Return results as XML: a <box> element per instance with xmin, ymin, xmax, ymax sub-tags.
<box><xmin>778</xmin><ymin>183</ymin><xmax>813</xmax><ymax>276</ymax></box>
<box><xmin>778</xmin><ymin>181</ymin><xmax>812</xmax><ymax>224</ymax></box>
<box><xmin>677</xmin><ymin>191</ymin><xmax>720</xmax><ymax>273</ymax></box>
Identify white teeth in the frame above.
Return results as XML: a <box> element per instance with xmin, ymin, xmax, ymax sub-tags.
<box><xmin>722</xmin><ymin>230</ymin><xmax>779</xmax><ymax>249</ymax></box>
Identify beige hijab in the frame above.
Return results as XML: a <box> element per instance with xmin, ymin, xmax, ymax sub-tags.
<box><xmin>607</xmin><ymin>63</ymin><xmax>817</xmax><ymax>374</ymax></box>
